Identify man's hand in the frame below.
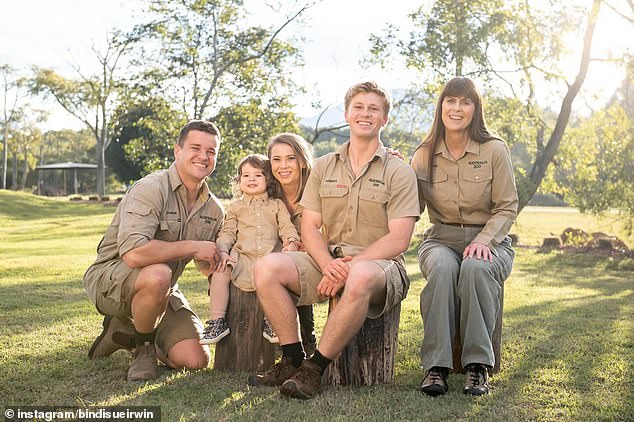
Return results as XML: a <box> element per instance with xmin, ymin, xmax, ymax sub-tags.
<box><xmin>317</xmin><ymin>275</ymin><xmax>346</xmax><ymax>299</ymax></box>
<box><xmin>193</xmin><ymin>240</ymin><xmax>220</xmax><ymax>270</ymax></box>
<box><xmin>463</xmin><ymin>242</ymin><xmax>493</xmax><ymax>262</ymax></box>
<box><xmin>321</xmin><ymin>255</ymin><xmax>352</xmax><ymax>283</ymax></box>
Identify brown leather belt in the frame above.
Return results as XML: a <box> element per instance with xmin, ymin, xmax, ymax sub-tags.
<box><xmin>440</xmin><ymin>222</ymin><xmax>485</xmax><ymax>228</ymax></box>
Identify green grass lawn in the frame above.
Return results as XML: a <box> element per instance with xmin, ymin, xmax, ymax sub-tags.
<box><xmin>1</xmin><ymin>190</ymin><xmax>633</xmax><ymax>421</ymax></box>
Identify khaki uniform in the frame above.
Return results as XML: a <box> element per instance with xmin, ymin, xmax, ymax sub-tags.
<box><xmin>216</xmin><ymin>192</ymin><xmax>299</xmax><ymax>291</ymax></box>
<box><xmin>83</xmin><ymin>163</ymin><xmax>224</xmax><ymax>352</ymax></box>
<box><xmin>288</xmin><ymin>141</ymin><xmax>420</xmax><ymax>318</ymax></box>
<box><xmin>411</xmin><ymin>138</ymin><xmax>518</xmax><ymax>369</ymax></box>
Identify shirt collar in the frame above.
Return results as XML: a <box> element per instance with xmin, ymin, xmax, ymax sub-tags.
<box><xmin>335</xmin><ymin>140</ymin><xmax>387</xmax><ymax>163</ymax></box>
<box><xmin>436</xmin><ymin>138</ymin><xmax>481</xmax><ymax>157</ymax></box>
<box><xmin>243</xmin><ymin>192</ymin><xmax>269</xmax><ymax>204</ymax></box>
<box><xmin>168</xmin><ymin>162</ymin><xmax>211</xmax><ymax>201</ymax></box>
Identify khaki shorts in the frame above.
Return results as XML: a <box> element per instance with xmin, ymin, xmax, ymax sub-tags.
<box><xmin>286</xmin><ymin>251</ymin><xmax>410</xmax><ymax>319</ymax></box>
<box><xmin>87</xmin><ymin>259</ymin><xmax>203</xmax><ymax>354</ymax></box>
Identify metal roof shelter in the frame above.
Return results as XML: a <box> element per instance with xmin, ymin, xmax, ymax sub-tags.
<box><xmin>35</xmin><ymin>162</ymin><xmax>98</xmax><ymax>195</ymax></box>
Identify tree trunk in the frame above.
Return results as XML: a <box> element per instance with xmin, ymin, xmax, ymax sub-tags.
<box><xmin>96</xmin><ymin>137</ymin><xmax>105</xmax><ymax>196</ymax></box>
<box><xmin>11</xmin><ymin>151</ymin><xmax>18</xmax><ymax>190</ymax></box>
<box><xmin>2</xmin><ymin>125</ymin><xmax>7</xmax><ymax>189</ymax></box>
<box><xmin>214</xmin><ymin>283</ymin><xmax>277</xmax><ymax>372</ymax></box>
<box><xmin>19</xmin><ymin>145</ymin><xmax>28</xmax><ymax>190</ymax></box>
<box><xmin>520</xmin><ymin>0</ymin><xmax>601</xmax><ymax>212</ymax></box>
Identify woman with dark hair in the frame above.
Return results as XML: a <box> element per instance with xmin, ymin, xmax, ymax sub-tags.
<box><xmin>267</xmin><ymin>133</ymin><xmax>317</xmax><ymax>355</ymax></box>
<box><xmin>411</xmin><ymin>77</ymin><xmax>518</xmax><ymax>396</ymax></box>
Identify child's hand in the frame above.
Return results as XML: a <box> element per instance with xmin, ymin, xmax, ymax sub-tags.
<box><xmin>282</xmin><ymin>241</ymin><xmax>298</xmax><ymax>252</ymax></box>
<box><xmin>215</xmin><ymin>250</ymin><xmax>235</xmax><ymax>272</ymax></box>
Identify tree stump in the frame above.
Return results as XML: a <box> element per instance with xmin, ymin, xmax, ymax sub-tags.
<box><xmin>214</xmin><ymin>283</ymin><xmax>277</xmax><ymax>372</ymax></box>
<box><xmin>452</xmin><ymin>282</ymin><xmax>504</xmax><ymax>375</ymax></box>
<box><xmin>324</xmin><ymin>298</ymin><xmax>401</xmax><ymax>387</ymax></box>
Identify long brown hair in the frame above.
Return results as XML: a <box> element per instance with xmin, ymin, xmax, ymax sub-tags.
<box><xmin>418</xmin><ymin>77</ymin><xmax>500</xmax><ymax>180</ymax></box>
<box><xmin>267</xmin><ymin>133</ymin><xmax>313</xmax><ymax>206</ymax></box>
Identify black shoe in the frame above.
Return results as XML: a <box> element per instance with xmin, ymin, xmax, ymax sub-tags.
<box><xmin>420</xmin><ymin>366</ymin><xmax>449</xmax><ymax>397</ymax></box>
<box><xmin>463</xmin><ymin>363</ymin><xmax>490</xmax><ymax>395</ymax></box>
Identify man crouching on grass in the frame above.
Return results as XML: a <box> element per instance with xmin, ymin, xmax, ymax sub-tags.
<box><xmin>250</xmin><ymin>82</ymin><xmax>420</xmax><ymax>399</ymax></box>
<box><xmin>83</xmin><ymin>120</ymin><xmax>224</xmax><ymax>381</ymax></box>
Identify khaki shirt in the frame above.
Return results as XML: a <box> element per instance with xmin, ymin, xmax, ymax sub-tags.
<box><xmin>300</xmin><ymin>141</ymin><xmax>420</xmax><ymax>260</ymax></box>
<box><xmin>84</xmin><ymin>163</ymin><xmax>224</xmax><ymax>302</ymax></box>
<box><xmin>217</xmin><ymin>193</ymin><xmax>299</xmax><ymax>291</ymax></box>
<box><xmin>411</xmin><ymin>138</ymin><xmax>518</xmax><ymax>248</ymax></box>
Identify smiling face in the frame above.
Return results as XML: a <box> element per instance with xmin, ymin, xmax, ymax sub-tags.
<box><xmin>173</xmin><ymin>129</ymin><xmax>219</xmax><ymax>188</ymax></box>
<box><xmin>441</xmin><ymin>95</ymin><xmax>475</xmax><ymax>134</ymax></box>
<box><xmin>238</xmin><ymin>162</ymin><xmax>268</xmax><ymax>196</ymax></box>
<box><xmin>344</xmin><ymin>92</ymin><xmax>389</xmax><ymax>140</ymax></box>
<box><xmin>269</xmin><ymin>142</ymin><xmax>303</xmax><ymax>189</ymax></box>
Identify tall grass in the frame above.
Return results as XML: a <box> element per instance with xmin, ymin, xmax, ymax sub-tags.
<box><xmin>1</xmin><ymin>191</ymin><xmax>632</xmax><ymax>421</ymax></box>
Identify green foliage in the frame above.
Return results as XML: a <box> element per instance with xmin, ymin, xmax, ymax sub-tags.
<box><xmin>127</xmin><ymin>0</ymin><xmax>306</xmax><ymax>119</ymax></box>
<box><xmin>211</xmin><ymin>98</ymin><xmax>300</xmax><ymax>198</ymax></box>
<box><xmin>110</xmin><ymin>96</ymin><xmax>186</xmax><ymax>184</ymax></box>
<box><xmin>554</xmin><ymin>104</ymin><xmax>634</xmax><ymax>219</ymax></box>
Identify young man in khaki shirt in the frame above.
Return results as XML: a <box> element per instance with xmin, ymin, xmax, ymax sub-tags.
<box><xmin>83</xmin><ymin>120</ymin><xmax>224</xmax><ymax>381</ymax></box>
<box><xmin>250</xmin><ymin>82</ymin><xmax>420</xmax><ymax>399</ymax></box>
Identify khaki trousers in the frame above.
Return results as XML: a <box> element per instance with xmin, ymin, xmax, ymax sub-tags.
<box><xmin>417</xmin><ymin>224</ymin><xmax>514</xmax><ymax>369</ymax></box>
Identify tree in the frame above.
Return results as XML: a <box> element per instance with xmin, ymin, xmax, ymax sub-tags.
<box><xmin>126</xmin><ymin>0</ymin><xmax>311</xmax><ymax>120</ymax></box>
<box><xmin>1</xmin><ymin>65</ymin><xmax>27</xmax><ymax>190</ymax></box>
<box><xmin>30</xmin><ymin>35</ymin><xmax>132</xmax><ymax>196</ymax></box>
<box><xmin>370</xmin><ymin>0</ymin><xmax>609</xmax><ymax>212</ymax></box>
<box><xmin>109</xmin><ymin>96</ymin><xmax>185</xmax><ymax>185</ymax></box>
<box><xmin>554</xmin><ymin>104</ymin><xmax>634</xmax><ymax>225</ymax></box>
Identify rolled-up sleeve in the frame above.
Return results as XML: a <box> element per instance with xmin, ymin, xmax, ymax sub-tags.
<box><xmin>117</xmin><ymin>198</ymin><xmax>159</xmax><ymax>257</ymax></box>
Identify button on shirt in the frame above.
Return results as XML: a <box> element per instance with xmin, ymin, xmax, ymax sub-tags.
<box><xmin>84</xmin><ymin>163</ymin><xmax>224</xmax><ymax>302</ymax></box>
<box><xmin>411</xmin><ymin>138</ymin><xmax>518</xmax><ymax>248</ymax></box>
<box><xmin>300</xmin><ymin>141</ymin><xmax>420</xmax><ymax>261</ymax></box>
<box><xmin>216</xmin><ymin>192</ymin><xmax>299</xmax><ymax>291</ymax></box>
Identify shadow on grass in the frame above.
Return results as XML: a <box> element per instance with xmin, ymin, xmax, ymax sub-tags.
<box><xmin>498</xmin><ymin>252</ymin><xmax>634</xmax><ymax>420</ymax></box>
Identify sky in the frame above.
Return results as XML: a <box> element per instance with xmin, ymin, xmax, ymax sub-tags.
<box><xmin>0</xmin><ymin>0</ymin><xmax>632</xmax><ymax>131</ymax></box>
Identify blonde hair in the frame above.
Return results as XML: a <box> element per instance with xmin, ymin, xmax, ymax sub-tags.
<box><xmin>344</xmin><ymin>81</ymin><xmax>391</xmax><ymax>116</ymax></box>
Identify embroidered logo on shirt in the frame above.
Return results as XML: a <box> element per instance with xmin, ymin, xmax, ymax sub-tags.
<box><xmin>336</xmin><ymin>184</ymin><xmax>347</xmax><ymax>189</ymax></box>
<box><xmin>200</xmin><ymin>215</ymin><xmax>218</xmax><ymax>223</ymax></box>
<box><xmin>468</xmin><ymin>160</ymin><xmax>488</xmax><ymax>169</ymax></box>
<box><xmin>325</xmin><ymin>179</ymin><xmax>337</xmax><ymax>183</ymax></box>
<box><xmin>369</xmin><ymin>178</ymin><xmax>385</xmax><ymax>187</ymax></box>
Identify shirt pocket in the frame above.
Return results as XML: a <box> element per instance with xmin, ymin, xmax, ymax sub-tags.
<box><xmin>418</xmin><ymin>168</ymin><xmax>449</xmax><ymax>204</ymax></box>
<box><xmin>319</xmin><ymin>185</ymin><xmax>348</xmax><ymax>221</ymax></box>
<box><xmin>196</xmin><ymin>225</ymin><xmax>215</xmax><ymax>240</ymax></box>
<box><xmin>358</xmin><ymin>189</ymin><xmax>389</xmax><ymax>228</ymax></box>
<box><xmin>462</xmin><ymin>169</ymin><xmax>492</xmax><ymax>205</ymax></box>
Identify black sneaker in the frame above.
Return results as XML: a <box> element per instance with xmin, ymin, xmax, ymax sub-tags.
<box><xmin>420</xmin><ymin>366</ymin><xmax>449</xmax><ymax>397</ymax></box>
<box><xmin>463</xmin><ymin>364</ymin><xmax>490</xmax><ymax>395</ymax></box>
<box><xmin>199</xmin><ymin>318</ymin><xmax>230</xmax><ymax>345</ymax></box>
<box><xmin>262</xmin><ymin>317</ymin><xmax>279</xmax><ymax>343</ymax></box>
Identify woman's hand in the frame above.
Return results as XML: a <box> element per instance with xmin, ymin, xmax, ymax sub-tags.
<box><xmin>463</xmin><ymin>242</ymin><xmax>493</xmax><ymax>262</ymax></box>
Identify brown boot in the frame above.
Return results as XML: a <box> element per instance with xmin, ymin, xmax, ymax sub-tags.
<box><xmin>463</xmin><ymin>364</ymin><xmax>490</xmax><ymax>395</ymax></box>
<box><xmin>88</xmin><ymin>316</ymin><xmax>135</xmax><ymax>359</ymax></box>
<box><xmin>420</xmin><ymin>366</ymin><xmax>449</xmax><ymax>397</ymax></box>
<box><xmin>247</xmin><ymin>356</ymin><xmax>300</xmax><ymax>386</ymax></box>
<box><xmin>127</xmin><ymin>342</ymin><xmax>158</xmax><ymax>381</ymax></box>
<box><xmin>280</xmin><ymin>360</ymin><xmax>323</xmax><ymax>399</ymax></box>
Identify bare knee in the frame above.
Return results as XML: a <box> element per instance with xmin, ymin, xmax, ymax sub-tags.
<box><xmin>344</xmin><ymin>263</ymin><xmax>383</xmax><ymax>301</ymax></box>
<box><xmin>136</xmin><ymin>264</ymin><xmax>172</xmax><ymax>295</ymax></box>
<box><xmin>167</xmin><ymin>340</ymin><xmax>210</xmax><ymax>369</ymax></box>
<box><xmin>254</xmin><ymin>253</ymin><xmax>295</xmax><ymax>290</ymax></box>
